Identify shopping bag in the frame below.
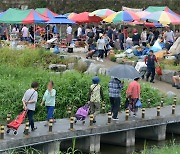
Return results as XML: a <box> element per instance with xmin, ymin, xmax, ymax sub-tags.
<box><xmin>156</xmin><ymin>66</ymin><xmax>162</xmax><ymax>76</ymax></box>
<box><xmin>135</xmin><ymin>99</ymin><xmax>142</xmax><ymax>108</ymax></box>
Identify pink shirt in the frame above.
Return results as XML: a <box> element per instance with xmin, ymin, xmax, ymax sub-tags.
<box><xmin>126</xmin><ymin>81</ymin><xmax>140</xmax><ymax>99</ymax></box>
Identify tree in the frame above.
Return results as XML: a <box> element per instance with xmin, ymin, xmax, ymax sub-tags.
<box><xmin>29</xmin><ymin>0</ymin><xmax>48</xmax><ymax>9</ymax></box>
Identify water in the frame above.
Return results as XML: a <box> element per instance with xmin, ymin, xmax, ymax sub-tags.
<box><xmin>101</xmin><ymin>134</ymin><xmax>180</xmax><ymax>154</ymax></box>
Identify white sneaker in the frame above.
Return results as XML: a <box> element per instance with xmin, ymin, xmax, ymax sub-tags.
<box><xmin>112</xmin><ymin>118</ymin><xmax>119</xmax><ymax>120</ymax></box>
<box><xmin>100</xmin><ymin>59</ymin><xmax>104</xmax><ymax>62</ymax></box>
<box><xmin>96</xmin><ymin>57</ymin><xmax>99</xmax><ymax>61</ymax></box>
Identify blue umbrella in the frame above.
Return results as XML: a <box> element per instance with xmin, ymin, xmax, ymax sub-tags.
<box><xmin>46</xmin><ymin>14</ymin><xmax>75</xmax><ymax>24</ymax></box>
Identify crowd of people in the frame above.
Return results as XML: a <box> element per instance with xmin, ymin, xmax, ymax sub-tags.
<box><xmin>22</xmin><ymin>76</ymin><xmax>141</xmax><ymax>131</ymax></box>
<box><xmin>66</xmin><ymin>24</ymin><xmax>179</xmax><ymax>58</ymax></box>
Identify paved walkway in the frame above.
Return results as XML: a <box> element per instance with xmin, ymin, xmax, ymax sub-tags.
<box><xmin>70</xmin><ymin>52</ymin><xmax>180</xmax><ymax>97</ymax></box>
<box><xmin>1</xmin><ymin>105</ymin><xmax>180</xmax><ymax>151</ymax></box>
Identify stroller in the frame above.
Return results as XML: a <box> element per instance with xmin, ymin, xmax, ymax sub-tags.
<box><xmin>6</xmin><ymin>110</ymin><xmax>27</xmax><ymax>135</ymax></box>
<box><xmin>75</xmin><ymin>104</ymin><xmax>89</xmax><ymax>124</ymax></box>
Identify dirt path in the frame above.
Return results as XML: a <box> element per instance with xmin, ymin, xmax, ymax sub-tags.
<box><xmin>70</xmin><ymin>52</ymin><xmax>180</xmax><ymax>97</ymax></box>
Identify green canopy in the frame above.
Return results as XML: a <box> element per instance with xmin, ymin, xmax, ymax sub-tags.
<box><xmin>0</xmin><ymin>8</ymin><xmax>49</xmax><ymax>24</ymax></box>
<box><xmin>145</xmin><ymin>6</ymin><xmax>168</xmax><ymax>12</ymax></box>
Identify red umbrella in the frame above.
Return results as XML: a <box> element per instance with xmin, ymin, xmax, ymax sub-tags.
<box><xmin>71</xmin><ymin>12</ymin><xmax>102</xmax><ymax>23</ymax></box>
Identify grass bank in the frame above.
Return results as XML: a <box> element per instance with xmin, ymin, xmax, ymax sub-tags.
<box><xmin>0</xmin><ymin>48</ymin><xmax>178</xmax><ymax>124</ymax></box>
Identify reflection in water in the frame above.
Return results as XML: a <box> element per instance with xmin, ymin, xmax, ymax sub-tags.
<box><xmin>101</xmin><ymin>134</ymin><xmax>180</xmax><ymax>154</ymax></box>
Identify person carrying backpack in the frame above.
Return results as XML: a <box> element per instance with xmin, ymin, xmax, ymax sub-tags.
<box><xmin>88</xmin><ymin>76</ymin><xmax>104</xmax><ymax>123</ymax></box>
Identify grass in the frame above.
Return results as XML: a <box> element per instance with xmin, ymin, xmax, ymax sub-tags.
<box><xmin>0</xmin><ymin>48</ymin><xmax>179</xmax><ymax>124</ymax></box>
<box><xmin>139</xmin><ymin>140</ymin><xmax>180</xmax><ymax>154</ymax></box>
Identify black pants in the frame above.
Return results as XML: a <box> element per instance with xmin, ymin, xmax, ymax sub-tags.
<box><xmin>27</xmin><ymin>110</ymin><xmax>34</xmax><ymax>130</ymax></box>
<box><xmin>98</xmin><ymin>50</ymin><xmax>104</xmax><ymax>59</ymax></box>
<box><xmin>146</xmin><ymin>67</ymin><xmax>155</xmax><ymax>82</ymax></box>
<box><xmin>110</xmin><ymin>97</ymin><xmax>120</xmax><ymax>119</ymax></box>
<box><xmin>142</xmin><ymin>42</ymin><xmax>147</xmax><ymax>47</ymax></box>
<box><xmin>120</xmin><ymin>41</ymin><xmax>124</xmax><ymax>50</ymax></box>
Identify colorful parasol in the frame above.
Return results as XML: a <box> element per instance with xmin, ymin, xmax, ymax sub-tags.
<box><xmin>46</xmin><ymin>15</ymin><xmax>75</xmax><ymax>24</ymax></box>
<box><xmin>145</xmin><ymin>6</ymin><xmax>180</xmax><ymax>17</ymax></box>
<box><xmin>136</xmin><ymin>11</ymin><xmax>151</xmax><ymax>18</ymax></box>
<box><xmin>64</xmin><ymin>12</ymin><xmax>77</xmax><ymax>19</ymax></box>
<box><xmin>142</xmin><ymin>11</ymin><xmax>180</xmax><ymax>25</ymax></box>
<box><xmin>103</xmin><ymin>11</ymin><xmax>140</xmax><ymax>23</ymax></box>
<box><xmin>35</xmin><ymin>8</ymin><xmax>58</xmax><ymax>19</ymax></box>
<box><xmin>89</xmin><ymin>9</ymin><xmax>115</xmax><ymax>19</ymax></box>
<box><xmin>70</xmin><ymin>12</ymin><xmax>102</xmax><ymax>23</ymax></box>
<box><xmin>0</xmin><ymin>8</ymin><xmax>49</xmax><ymax>24</ymax></box>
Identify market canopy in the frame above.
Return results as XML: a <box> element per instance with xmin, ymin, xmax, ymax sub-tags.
<box><xmin>64</xmin><ymin>12</ymin><xmax>77</xmax><ymax>19</ymax></box>
<box><xmin>142</xmin><ymin>11</ymin><xmax>180</xmax><ymax>25</ymax></box>
<box><xmin>46</xmin><ymin>15</ymin><xmax>75</xmax><ymax>24</ymax></box>
<box><xmin>136</xmin><ymin>11</ymin><xmax>151</xmax><ymax>18</ymax></box>
<box><xmin>35</xmin><ymin>8</ymin><xmax>58</xmax><ymax>18</ymax></box>
<box><xmin>89</xmin><ymin>9</ymin><xmax>115</xmax><ymax>19</ymax></box>
<box><xmin>0</xmin><ymin>8</ymin><xmax>49</xmax><ymax>24</ymax></box>
<box><xmin>103</xmin><ymin>11</ymin><xmax>140</xmax><ymax>23</ymax></box>
<box><xmin>145</xmin><ymin>6</ymin><xmax>179</xmax><ymax>16</ymax></box>
<box><xmin>70</xmin><ymin>12</ymin><xmax>102</xmax><ymax>23</ymax></box>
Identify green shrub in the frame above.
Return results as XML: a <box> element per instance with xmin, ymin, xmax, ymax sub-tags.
<box><xmin>110</xmin><ymin>55</ymin><xmax>116</xmax><ymax>62</ymax></box>
<box><xmin>0</xmin><ymin>64</ymin><xmax>176</xmax><ymax>123</ymax></box>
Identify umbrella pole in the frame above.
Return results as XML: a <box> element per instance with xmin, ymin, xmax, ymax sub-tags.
<box><xmin>60</xmin><ymin>25</ymin><xmax>62</xmax><ymax>38</ymax></box>
<box><xmin>34</xmin><ymin>24</ymin><xmax>36</xmax><ymax>48</ymax></box>
<box><xmin>47</xmin><ymin>24</ymin><xmax>49</xmax><ymax>41</ymax></box>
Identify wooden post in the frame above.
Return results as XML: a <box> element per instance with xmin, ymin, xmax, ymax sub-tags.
<box><xmin>24</xmin><ymin>122</ymin><xmax>29</xmax><ymax>136</ymax></box>
<box><xmin>7</xmin><ymin>112</ymin><xmax>11</xmax><ymax>124</ymax></box>
<box><xmin>49</xmin><ymin>119</ymin><xmax>53</xmax><ymax>132</ymax></box>
<box><xmin>107</xmin><ymin>112</ymin><xmax>112</xmax><ymax>124</ymax></box>
<box><xmin>0</xmin><ymin>125</ymin><xmax>4</xmax><ymax>139</ymax></box>
<box><xmin>174</xmin><ymin>96</ymin><xmax>177</xmax><ymax>105</ymax></box>
<box><xmin>142</xmin><ymin>108</ymin><xmax>145</xmax><ymax>119</ymax></box>
<box><xmin>157</xmin><ymin>106</ymin><xmax>160</xmax><ymax>117</ymax></box>
<box><xmin>161</xmin><ymin>96</ymin><xmax>164</xmax><ymax>107</ymax></box>
<box><xmin>172</xmin><ymin>104</ymin><xmax>175</xmax><ymax>115</ymax></box>
<box><xmin>148</xmin><ymin>99</ymin><xmax>151</xmax><ymax>108</ymax></box>
<box><xmin>90</xmin><ymin>114</ymin><xmax>94</xmax><ymax>126</ymax></box>
<box><xmin>102</xmin><ymin>103</ymin><xmax>106</xmax><ymax>114</ymax></box>
<box><xmin>125</xmin><ymin>109</ymin><xmax>129</xmax><ymax>121</ymax></box>
<box><xmin>67</xmin><ymin>106</ymin><xmax>72</xmax><ymax>118</ymax></box>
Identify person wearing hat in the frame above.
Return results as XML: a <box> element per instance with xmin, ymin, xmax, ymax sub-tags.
<box><xmin>88</xmin><ymin>76</ymin><xmax>104</xmax><ymax>123</ymax></box>
<box><xmin>126</xmin><ymin>77</ymin><xmax>141</xmax><ymax>116</ymax></box>
<box><xmin>108</xmin><ymin>77</ymin><xmax>124</xmax><ymax>120</ymax></box>
<box><xmin>96</xmin><ymin>33</ymin><xmax>106</xmax><ymax>62</ymax></box>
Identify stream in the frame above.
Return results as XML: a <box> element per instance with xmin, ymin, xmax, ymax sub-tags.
<box><xmin>101</xmin><ymin>133</ymin><xmax>180</xmax><ymax>154</ymax></box>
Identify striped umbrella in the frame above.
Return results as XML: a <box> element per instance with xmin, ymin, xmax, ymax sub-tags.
<box><xmin>142</xmin><ymin>11</ymin><xmax>180</xmax><ymax>25</ymax></box>
<box><xmin>136</xmin><ymin>11</ymin><xmax>151</xmax><ymax>18</ymax></box>
<box><xmin>71</xmin><ymin>12</ymin><xmax>102</xmax><ymax>23</ymax></box>
<box><xmin>0</xmin><ymin>8</ymin><xmax>49</xmax><ymax>24</ymax></box>
<box><xmin>103</xmin><ymin>11</ymin><xmax>140</xmax><ymax>23</ymax></box>
<box><xmin>67</xmin><ymin>13</ymin><xmax>77</xmax><ymax>19</ymax></box>
<box><xmin>89</xmin><ymin>9</ymin><xmax>115</xmax><ymax>19</ymax></box>
<box><xmin>35</xmin><ymin>8</ymin><xmax>58</xmax><ymax>19</ymax></box>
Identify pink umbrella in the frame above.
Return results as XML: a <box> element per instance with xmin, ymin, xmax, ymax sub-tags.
<box><xmin>71</xmin><ymin>12</ymin><xmax>102</xmax><ymax>23</ymax></box>
<box><xmin>136</xmin><ymin>11</ymin><xmax>151</xmax><ymax>18</ymax></box>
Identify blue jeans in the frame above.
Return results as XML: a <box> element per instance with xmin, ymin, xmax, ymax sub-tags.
<box><xmin>27</xmin><ymin>110</ymin><xmax>34</xmax><ymax>130</ymax></box>
<box><xmin>46</xmin><ymin>106</ymin><xmax>55</xmax><ymax>121</ymax></box>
